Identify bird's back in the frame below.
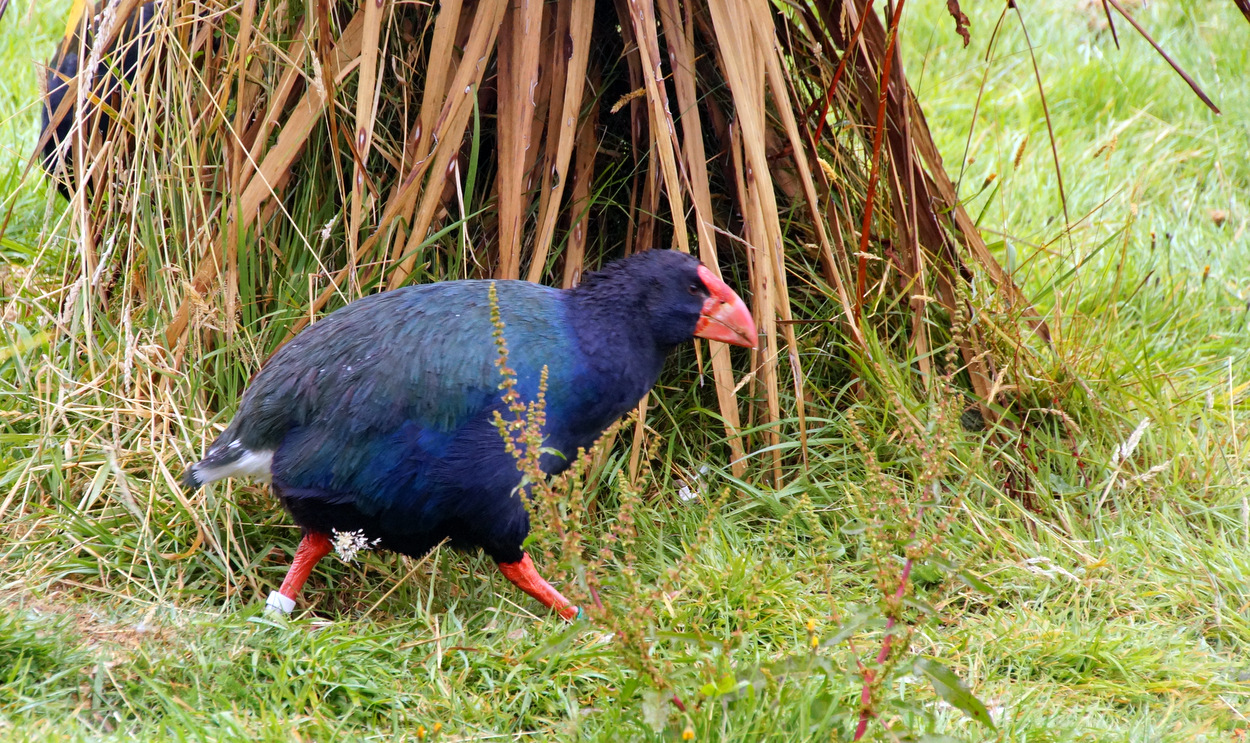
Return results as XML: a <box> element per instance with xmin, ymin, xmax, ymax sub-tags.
<box><xmin>239</xmin><ymin>281</ymin><xmax>569</xmax><ymax>448</ymax></box>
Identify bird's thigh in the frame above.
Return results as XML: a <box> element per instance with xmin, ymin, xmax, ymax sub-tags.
<box><xmin>449</xmin><ymin>494</ymin><xmax>530</xmax><ymax>564</ymax></box>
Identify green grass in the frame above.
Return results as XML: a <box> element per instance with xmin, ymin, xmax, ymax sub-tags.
<box><xmin>2</xmin><ymin>0</ymin><xmax>1249</xmax><ymax>740</ymax></box>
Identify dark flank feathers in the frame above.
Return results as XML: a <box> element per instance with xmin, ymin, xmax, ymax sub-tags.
<box><xmin>185</xmin><ymin>250</ymin><xmax>716</xmax><ymax>565</ymax></box>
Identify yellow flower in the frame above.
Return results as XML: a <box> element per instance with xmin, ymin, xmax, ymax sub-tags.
<box><xmin>416</xmin><ymin>726</ymin><xmax>426</xmax><ymax>740</ymax></box>
<box><xmin>682</xmin><ymin>727</ymin><xmax>695</xmax><ymax>741</ymax></box>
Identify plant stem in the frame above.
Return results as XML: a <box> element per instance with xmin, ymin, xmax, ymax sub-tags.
<box><xmin>853</xmin><ymin>555</ymin><xmax>915</xmax><ymax>740</ymax></box>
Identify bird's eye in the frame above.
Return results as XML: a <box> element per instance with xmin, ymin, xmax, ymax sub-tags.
<box><xmin>688</xmin><ymin>282</ymin><xmax>702</xmax><ymax>295</ymax></box>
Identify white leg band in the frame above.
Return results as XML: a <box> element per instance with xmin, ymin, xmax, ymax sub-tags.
<box><xmin>265</xmin><ymin>591</ymin><xmax>296</xmax><ymax>615</ymax></box>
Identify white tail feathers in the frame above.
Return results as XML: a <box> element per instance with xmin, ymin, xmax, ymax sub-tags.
<box><xmin>182</xmin><ymin>447</ymin><xmax>274</xmax><ymax>489</ymax></box>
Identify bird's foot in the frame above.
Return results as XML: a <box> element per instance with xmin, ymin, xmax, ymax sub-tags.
<box><xmin>266</xmin><ymin>532</ymin><xmax>332</xmax><ymax>616</ymax></box>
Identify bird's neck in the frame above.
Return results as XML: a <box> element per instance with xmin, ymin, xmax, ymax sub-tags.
<box><xmin>565</xmin><ymin>284</ymin><xmax>670</xmax><ymax>389</ymax></box>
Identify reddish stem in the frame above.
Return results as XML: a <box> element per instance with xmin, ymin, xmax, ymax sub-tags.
<box><xmin>854</xmin><ymin>0</ymin><xmax>907</xmax><ymax>321</ymax></box>
<box><xmin>809</xmin><ymin>0</ymin><xmax>875</xmax><ymax>145</ymax></box>
<box><xmin>853</xmin><ymin>556</ymin><xmax>915</xmax><ymax>740</ymax></box>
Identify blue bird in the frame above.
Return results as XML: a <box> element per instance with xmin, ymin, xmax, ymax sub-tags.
<box><xmin>183</xmin><ymin>250</ymin><xmax>756</xmax><ymax>619</ymax></box>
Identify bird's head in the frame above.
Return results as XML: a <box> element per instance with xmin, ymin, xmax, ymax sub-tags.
<box><xmin>577</xmin><ymin>250</ymin><xmax>758</xmax><ymax>350</ymax></box>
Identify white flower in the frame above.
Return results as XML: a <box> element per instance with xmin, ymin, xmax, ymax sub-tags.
<box><xmin>676</xmin><ymin>464</ymin><xmax>710</xmax><ymax>504</ymax></box>
<box><xmin>320</xmin><ymin>214</ymin><xmax>338</xmax><ymax>243</ymax></box>
<box><xmin>331</xmin><ymin>529</ymin><xmax>380</xmax><ymax>563</ymax></box>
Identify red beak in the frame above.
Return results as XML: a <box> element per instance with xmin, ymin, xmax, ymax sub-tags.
<box><xmin>693</xmin><ymin>265</ymin><xmax>758</xmax><ymax>349</ymax></box>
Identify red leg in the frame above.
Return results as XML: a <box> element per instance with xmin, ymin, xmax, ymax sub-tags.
<box><xmin>497</xmin><ymin>552</ymin><xmax>580</xmax><ymax>621</ymax></box>
<box><xmin>266</xmin><ymin>532</ymin><xmax>332</xmax><ymax>614</ymax></box>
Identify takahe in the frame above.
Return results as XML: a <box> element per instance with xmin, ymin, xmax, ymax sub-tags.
<box><xmin>183</xmin><ymin>250</ymin><xmax>756</xmax><ymax>620</ymax></box>
<box><xmin>39</xmin><ymin>1</ymin><xmax>161</xmax><ymax>195</ymax></box>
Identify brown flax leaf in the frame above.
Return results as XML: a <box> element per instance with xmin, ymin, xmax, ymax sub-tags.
<box><xmin>385</xmin><ymin>0</ymin><xmax>508</xmax><ymax>292</ymax></box>
<box><xmin>611</xmin><ymin>0</ymin><xmax>646</xmax><ymax>256</ymax></box>
<box><xmin>241</xmin><ymin>20</ymin><xmax>309</xmax><ymax>184</ymax></box>
<box><xmin>757</xmin><ymin>0</ymin><xmax>862</xmax><ymax>354</ymax></box>
<box><xmin>625</xmin><ymin>0</ymin><xmax>689</xmax><ymax>255</ymax></box>
<box><xmin>522</xmin><ymin>6</ymin><xmax>556</xmax><ymax>237</ymax></box>
<box><xmin>348</xmin><ymin>0</ymin><xmax>389</xmax><ymax>288</ymax></box>
<box><xmin>735</xmin><ymin>125</ymin><xmax>784</xmax><ymax>484</ymax></box>
<box><xmin>381</xmin><ymin>0</ymin><xmax>464</xmax><ymax>274</ymax></box>
<box><xmin>902</xmin><ymin>74</ymin><xmax>1037</xmax><ymax>318</ymax></box>
<box><xmin>708</xmin><ymin>0</ymin><xmax>803</xmax><ymax>483</ymax></box>
<box><xmin>656</xmin><ymin>0</ymin><xmax>746</xmax><ymax>474</ymax></box>
<box><xmin>946</xmin><ymin>0</ymin><xmax>970</xmax><ymax>47</ymax></box>
<box><xmin>527</xmin><ymin>0</ymin><xmax>593</xmax><ymax>283</ymax></box>
<box><xmin>527</xmin><ymin>0</ymin><xmax>574</xmax><ymax>282</ymax></box>
<box><xmin>561</xmin><ymin>80</ymin><xmax>599</xmax><ymax>290</ymax></box>
<box><xmin>1104</xmin><ymin>0</ymin><xmax>1220</xmax><ymax>114</ymax></box>
<box><xmin>495</xmin><ymin>0</ymin><xmax>545</xmax><ymax>280</ymax></box>
<box><xmin>225</xmin><ymin>0</ymin><xmax>259</xmax><ymax>341</ymax></box>
<box><xmin>1098</xmin><ymin>0</ymin><xmax>1120</xmax><ymax>48</ymax></box>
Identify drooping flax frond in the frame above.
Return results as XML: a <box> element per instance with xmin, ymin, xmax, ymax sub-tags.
<box><xmin>17</xmin><ymin>0</ymin><xmax>1055</xmax><ymax>488</ymax></box>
